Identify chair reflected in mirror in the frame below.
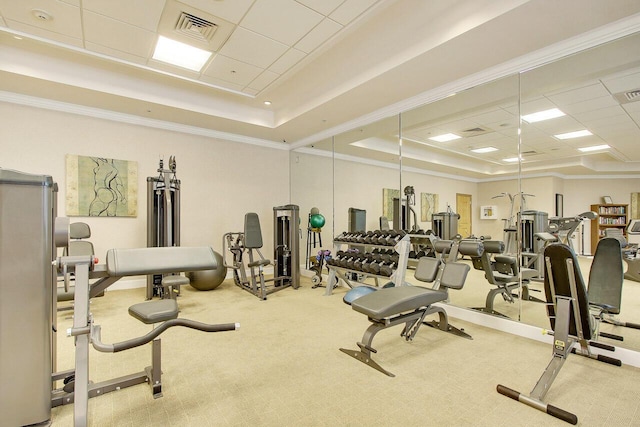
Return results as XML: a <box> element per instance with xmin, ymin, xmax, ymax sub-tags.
<box><xmin>58</xmin><ymin>222</ymin><xmax>94</xmax><ymax>309</ymax></box>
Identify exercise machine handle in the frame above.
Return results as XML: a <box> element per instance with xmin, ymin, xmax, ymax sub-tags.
<box><xmin>91</xmin><ymin>320</ymin><xmax>240</xmax><ymax>353</ymax></box>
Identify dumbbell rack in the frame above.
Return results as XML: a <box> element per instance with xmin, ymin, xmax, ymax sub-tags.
<box><xmin>324</xmin><ymin>234</ymin><xmax>411</xmax><ymax>296</ymax></box>
<box><xmin>406</xmin><ymin>233</ymin><xmax>438</xmax><ymax>269</ymax></box>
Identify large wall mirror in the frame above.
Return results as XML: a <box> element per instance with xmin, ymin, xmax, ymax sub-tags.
<box><xmin>398</xmin><ymin>74</ymin><xmax>521</xmax><ymax>317</ymax></box>
<box><xmin>518</xmin><ymin>31</ymin><xmax>640</xmax><ymax>352</ymax></box>
<box><xmin>291</xmin><ymin>30</ymin><xmax>640</xmax><ymax>353</ymax></box>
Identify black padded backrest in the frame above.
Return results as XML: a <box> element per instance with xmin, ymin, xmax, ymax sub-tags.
<box><xmin>588</xmin><ymin>237</ymin><xmax>624</xmax><ymax>315</ymax></box>
<box><xmin>440</xmin><ymin>262</ymin><xmax>470</xmax><ymax>290</ymax></box>
<box><xmin>244</xmin><ymin>213</ymin><xmax>263</xmax><ymax>249</ymax></box>
<box><xmin>414</xmin><ymin>257</ymin><xmax>441</xmax><ymax>283</ymax></box>
<box><xmin>543</xmin><ymin>243</ymin><xmax>591</xmax><ymax>340</ymax></box>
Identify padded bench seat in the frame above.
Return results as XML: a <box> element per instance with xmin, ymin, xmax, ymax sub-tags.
<box><xmin>352</xmin><ymin>286</ymin><xmax>447</xmax><ymax>319</ymax></box>
<box><xmin>129</xmin><ymin>299</ymin><xmax>179</xmax><ymax>324</ymax></box>
<box><xmin>161</xmin><ymin>275</ymin><xmax>190</xmax><ymax>287</ymax></box>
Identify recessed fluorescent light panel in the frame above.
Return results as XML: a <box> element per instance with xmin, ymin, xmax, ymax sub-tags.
<box><xmin>428</xmin><ymin>133</ymin><xmax>461</xmax><ymax>142</ymax></box>
<box><xmin>578</xmin><ymin>144</ymin><xmax>610</xmax><ymax>152</ymax></box>
<box><xmin>471</xmin><ymin>147</ymin><xmax>498</xmax><ymax>153</ymax></box>
<box><xmin>521</xmin><ymin>108</ymin><xmax>565</xmax><ymax>123</ymax></box>
<box><xmin>152</xmin><ymin>36</ymin><xmax>212</xmax><ymax>71</ymax></box>
<box><xmin>503</xmin><ymin>157</ymin><xmax>520</xmax><ymax>162</ymax></box>
<box><xmin>554</xmin><ymin>129</ymin><xmax>592</xmax><ymax>140</ymax></box>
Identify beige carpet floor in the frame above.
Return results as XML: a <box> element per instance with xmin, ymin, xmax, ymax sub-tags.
<box><xmin>51</xmin><ymin>275</ymin><xmax>640</xmax><ymax>426</ymax></box>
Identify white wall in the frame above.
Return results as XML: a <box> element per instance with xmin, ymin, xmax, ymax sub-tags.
<box><xmin>402</xmin><ymin>169</ymin><xmax>477</xmax><ymax>233</ymax></box>
<box><xmin>4</xmin><ymin>101</ymin><xmax>639</xmax><ymax>265</ymax></box>
<box><xmin>0</xmin><ymin>103</ymin><xmax>290</xmax><ymax>265</ymax></box>
<box><xmin>290</xmin><ymin>150</ymin><xmax>334</xmax><ymax>259</ymax></box>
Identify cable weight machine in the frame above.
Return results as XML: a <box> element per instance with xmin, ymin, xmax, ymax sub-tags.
<box><xmin>146</xmin><ymin>156</ymin><xmax>181</xmax><ymax>299</ymax></box>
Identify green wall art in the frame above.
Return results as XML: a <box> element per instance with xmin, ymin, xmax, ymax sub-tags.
<box><xmin>66</xmin><ymin>154</ymin><xmax>138</xmax><ymax>217</ymax></box>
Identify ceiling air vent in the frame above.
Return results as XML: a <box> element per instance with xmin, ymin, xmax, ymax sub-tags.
<box><xmin>461</xmin><ymin>126</ymin><xmax>491</xmax><ymax>137</ymax></box>
<box><xmin>622</xmin><ymin>89</ymin><xmax>640</xmax><ymax>102</ymax></box>
<box><xmin>614</xmin><ymin>89</ymin><xmax>640</xmax><ymax>105</ymax></box>
<box><xmin>522</xmin><ymin>150</ymin><xmax>538</xmax><ymax>156</ymax></box>
<box><xmin>175</xmin><ymin>12</ymin><xmax>218</xmax><ymax>43</ymax></box>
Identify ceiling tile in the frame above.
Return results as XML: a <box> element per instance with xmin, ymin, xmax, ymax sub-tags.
<box><xmin>4</xmin><ymin>18</ymin><xmax>83</xmax><ymax>47</ymax></box>
<box><xmin>178</xmin><ymin>0</ymin><xmax>254</xmax><ymax>24</ymax></box>
<box><xmin>85</xmin><ymin>41</ymin><xmax>146</xmax><ymax>65</ymax></box>
<box><xmin>572</xmin><ymin>105</ymin><xmax>625</xmax><ymax>122</ymax></box>
<box><xmin>295</xmin><ymin>17</ymin><xmax>342</xmax><ymax>53</ymax></box>
<box><xmin>248</xmin><ymin>69</ymin><xmax>280</xmax><ymax>91</ymax></box>
<box><xmin>82</xmin><ymin>0</ymin><xmax>164</xmax><ymax>31</ymax></box>
<box><xmin>268</xmin><ymin>48</ymin><xmax>306</xmax><ymax>74</ymax></box>
<box><xmin>243</xmin><ymin>87</ymin><xmax>259</xmax><ymax>96</ymax></box>
<box><xmin>329</xmin><ymin>0</ymin><xmax>378</xmax><ymax>25</ymax></box>
<box><xmin>623</xmin><ymin>101</ymin><xmax>640</xmax><ymax>113</ymax></box>
<box><xmin>240</xmin><ymin>0</ymin><xmax>323</xmax><ymax>46</ymax></box>
<box><xmin>203</xmin><ymin>54</ymin><xmax>263</xmax><ymax>86</ymax></box>
<box><xmin>83</xmin><ymin>11</ymin><xmax>156</xmax><ymax>58</ymax></box>
<box><xmin>199</xmin><ymin>74</ymin><xmax>245</xmax><ymax>91</ymax></box>
<box><xmin>296</xmin><ymin>0</ymin><xmax>344</xmax><ymax>15</ymax></box>
<box><xmin>560</xmin><ymin>96</ymin><xmax>619</xmax><ymax>115</ymax></box>
<box><xmin>546</xmin><ymin>82</ymin><xmax>611</xmax><ymax>106</ymax></box>
<box><xmin>219</xmin><ymin>27</ymin><xmax>288</xmax><ymax>69</ymax></box>
<box><xmin>0</xmin><ymin>0</ymin><xmax>82</xmax><ymax>38</ymax></box>
<box><xmin>601</xmin><ymin>68</ymin><xmax>640</xmax><ymax>93</ymax></box>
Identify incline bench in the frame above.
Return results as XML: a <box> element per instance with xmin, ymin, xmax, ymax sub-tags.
<box><xmin>339</xmin><ymin>240</ymin><xmax>483</xmax><ymax>377</ymax></box>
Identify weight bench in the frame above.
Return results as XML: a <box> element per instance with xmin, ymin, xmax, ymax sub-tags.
<box><xmin>470</xmin><ymin>240</ymin><xmax>541</xmax><ymax>317</ymax></box>
<box><xmin>340</xmin><ymin>241</ymin><xmax>482</xmax><ymax>377</ymax></box>
<box><xmin>497</xmin><ymin>243</ymin><xmax>621</xmax><ymax>425</ymax></box>
<box><xmin>54</xmin><ymin>246</ymin><xmax>239</xmax><ymax>427</ymax></box>
<box><xmin>588</xmin><ymin>237</ymin><xmax>640</xmax><ymax>337</ymax></box>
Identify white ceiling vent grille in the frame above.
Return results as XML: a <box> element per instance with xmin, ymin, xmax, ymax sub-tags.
<box><xmin>623</xmin><ymin>89</ymin><xmax>640</xmax><ymax>102</ymax></box>
<box><xmin>462</xmin><ymin>126</ymin><xmax>492</xmax><ymax>137</ymax></box>
<box><xmin>614</xmin><ymin>89</ymin><xmax>640</xmax><ymax>104</ymax></box>
<box><xmin>157</xmin><ymin>0</ymin><xmax>234</xmax><ymax>51</ymax></box>
<box><xmin>175</xmin><ymin>12</ymin><xmax>218</xmax><ymax>43</ymax></box>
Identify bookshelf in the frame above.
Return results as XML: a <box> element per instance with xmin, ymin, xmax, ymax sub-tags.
<box><xmin>590</xmin><ymin>203</ymin><xmax>628</xmax><ymax>254</ymax></box>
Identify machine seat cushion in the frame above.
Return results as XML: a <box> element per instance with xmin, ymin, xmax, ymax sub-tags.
<box><xmin>129</xmin><ymin>299</ymin><xmax>179</xmax><ymax>324</ymax></box>
<box><xmin>248</xmin><ymin>259</ymin><xmax>270</xmax><ymax>268</ymax></box>
<box><xmin>161</xmin><ymin>275</ymin><xmax>190</xmax><ymax>287</ymax></box>
<box><xmin>352</xmin><ymin>286</ymin><xmax>447</xmax><ymax>319</ymax></box>
<box><xmin>106</xmin><ymin>246</ymin><xmax>217</xmax><ymax>277</ymax></box>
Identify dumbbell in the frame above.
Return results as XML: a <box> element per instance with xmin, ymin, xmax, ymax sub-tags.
<box><xmin>379</xmin><ymin>262</ymin><xmax>396</xmax><ymax>277</ymax></box>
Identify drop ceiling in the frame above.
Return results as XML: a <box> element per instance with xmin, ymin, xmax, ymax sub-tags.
<box><xmin>1</xmin><ymin>0</ymin><xmax>640</xmax><ymax>179</ymax></box>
